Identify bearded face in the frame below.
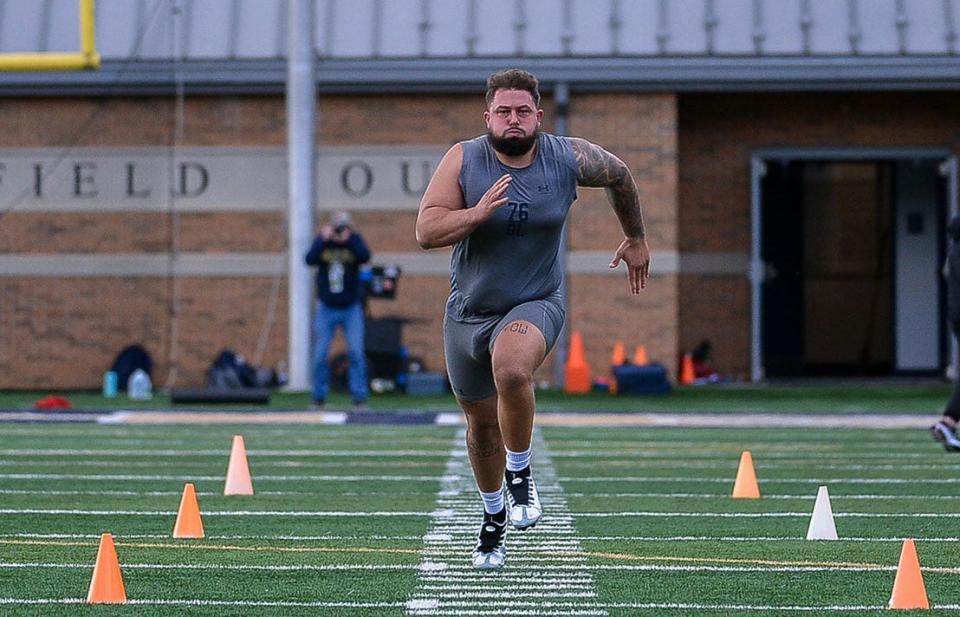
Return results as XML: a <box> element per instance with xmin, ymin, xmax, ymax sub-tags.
<box><xmin>484</xmin><ymin>89</ymin><xmax>543</xmax><ymax>159</ymax></box>
<box><xmin>488</xmin><ymin>128</ymin><xmax>538</xmax><ymax>157</ymax></box>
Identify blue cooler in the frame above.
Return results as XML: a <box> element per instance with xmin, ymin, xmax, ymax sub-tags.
<box><xmin>613</xmin><ymin>363</ymin><xmax>672</xmax><ymax>396</ymax></box>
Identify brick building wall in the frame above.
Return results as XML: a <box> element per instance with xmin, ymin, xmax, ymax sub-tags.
<box><xmin>0</xmin><ymin>91</ymin><xmax>679</xmax><ymax>390</ymax></box>
<box><xmin>678</xmin><ymin>91</ymin><xmax>960</xmax><ymax>378</ymax></box>
<box><xmin>8</xmin><ymin>89</ymin><xmax>951</xmax><ymax>389</ymax></box>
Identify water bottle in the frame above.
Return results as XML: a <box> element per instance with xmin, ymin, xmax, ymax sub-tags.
<box><xmin>128</xmin><ymin>369</ymin><xmax>153</xmax><ymax>400</ymax></box>
<box><xmin>102</xmin><ymin>371</ymin><xmax>118</xmax><ymax>398</ymax></box>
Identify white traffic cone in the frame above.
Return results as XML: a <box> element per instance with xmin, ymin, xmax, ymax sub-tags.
<box><xmin>806</xmin><ymin>485</ymin><xmax>838</xmax><ymax>540</ymax></box>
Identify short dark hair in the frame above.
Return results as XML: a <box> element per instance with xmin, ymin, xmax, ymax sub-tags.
<box><xmin>485</xmin><ymin>69</ymin><xmax>540</xmax><ymax>108</ymax></box>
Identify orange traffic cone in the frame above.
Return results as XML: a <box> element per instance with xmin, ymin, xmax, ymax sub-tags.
<box><xmin>889</xmin><ymin>539</ymin><xmax>929</xmax><ymax>609</ymax></box>
<box><xmin>224</xmin><ymin>435</ymin><xmax>254</xmax><ymax>496</ymax></box>
<box><xmin>611</xmin><ymin>341</ymin><xmax>626</xmax><ymax>366</ymax></box>
<box><xmin>732</xmin><ymin>451</ymin><xmax>761</xmax><ymax>499</ymax></box>
<box><xmin>173</xmin><ymin>483</ymin><xmax>205</xmax><ymax>538</ymax></box>
<box><xmin>633</xmin><ymin>345</ymin><xmax>649</xmax><ymax>366</ymax></box>
<box><xmin>679</xmin><ymin>352</ymin><xmax>695</xmax><ymax>385</ymax></box>
<box><xmin>86</xmin><ymin>533</ymin><xmax>126</xmax><ymax>604</ymax></box>
<box><xmin>564</xmin><ymin>331</ymin><xmax>591</xmax><ymax>394</ymax></box>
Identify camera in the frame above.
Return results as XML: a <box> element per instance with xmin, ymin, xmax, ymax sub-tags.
<box><xmin>334</xmin><ymin>224</ymin><xmax>349</xmax><ymax>234</ymax></box>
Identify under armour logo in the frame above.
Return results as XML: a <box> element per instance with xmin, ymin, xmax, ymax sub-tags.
<box><xmin>537</xmin><ymin>183</ymin><xmax>551</xmax><ymax>193</ymax></box>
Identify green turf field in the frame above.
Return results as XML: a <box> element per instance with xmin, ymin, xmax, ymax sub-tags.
<box><xmin>0</xmin><ymin>382</ymin><xmax>950</xmax><ymax>412</ymax></box>
<box><xmin>0</xmin><ymin>421</ymin><xmax>957</xmax><ymax>615</ymax></box>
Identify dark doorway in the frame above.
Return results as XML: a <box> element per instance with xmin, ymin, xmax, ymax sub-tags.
<box><xmin>762</xmin><ymin>160</ymin><xmax>896</xmax><ymax>377</ymax></box>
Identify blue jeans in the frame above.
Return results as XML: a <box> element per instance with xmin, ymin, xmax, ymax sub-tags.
<box><xmin>312</xmin><ymin>302</ymin><xmax>368</xmax><ymax>404</ymax></box>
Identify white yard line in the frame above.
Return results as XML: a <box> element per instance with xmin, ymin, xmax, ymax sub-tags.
<box><xmin>0</xmin><ymin>508</ymin><xmax>444</xmax><ymax>517</ymax></box>
<box><xmin>0</xmin><ymin>597</ymin><xmax>405</xmax><ymax>608</ymax></box>
<box><xmin>2</xmin><ymin>472</ymin><xmax>956</xmax><ymax>484</ymax></box>
<box><xmin>2</xmin><ymin>532</ymin><xmax>428</xmax><ymax>540</ymax></box>
<box><xmin>10</xmin><ymin>532</ymin><xmax>960</xmax><ymax>543</ymax></box>
<box><xmin>4</xmin><ymin>488</ymin><xmax>959</xmax><ymax>501</ymax></box>
<box><xmin>8</xmin><ymin>458</ymin><xmax>960</xmax><ymax>474</ymax></box>
<box><xmin>0</xmin><ymin>473</ymin><xmax>439</xmax><ymax>481</ymax></box>
<box><xmin>0</xmin><ymin>562</ymin><xmax>418</xmax><ymax>571</ymax></box>
<box><xmin>0</xmin><ymin>449</ymin><xmax>448</xmax><ymax>457</ymax></box>
<box><xmin>560</xmin><ymin>476</ymin><xmax>960</xmax><ymax>484</ymax></box>
<box><xmin>406</xmin><ymin>429</ymin><xmax>606</xmax><ymax>616</ymax></box>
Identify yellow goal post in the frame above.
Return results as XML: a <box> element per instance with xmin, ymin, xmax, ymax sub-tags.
<box><xmin>0</xmin><ymin>0</ymin><xmax>99</xmax><ymax>71</ymax></box>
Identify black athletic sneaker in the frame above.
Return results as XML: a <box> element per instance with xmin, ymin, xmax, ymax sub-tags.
<box><xmin>931</xmin><ymin>421</ymin><xmax>960</xmax><ymax>452</ymax></box>
<box><xmin>471</xmin><ymin>508</ymin><xmax>507</xmax><ymax>569</ymax></box>
<box><xmin>505</xmin><ymin>466</ymin><xmax>542</xmax><ymax>530</ymax></box>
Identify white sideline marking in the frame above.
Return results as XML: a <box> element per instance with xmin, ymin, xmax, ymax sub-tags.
<box><xmin>0</xmin><ymin>473</ymin><xmax>438</xmax><ymax>481</ymax></box>
<box><xmin>9</xmin><ymin>598</ymin><xmax>960</xmax><ymax>612</ymax></box>
<box><xmin>0</xmin><ymin>562</ymin><xmax>417</xmax><ymax>571</ymax></box>
<box><xmin>4</xmin><ymin>488</ymin><xmax>960</xmax><ymax>502</ymax></box>
<box><xmin>4</xmin><ymin>533</ymin><xmax>427</xmax><ymax>540</ymax></box>
<box><xmin>11</xmin><ymin>458</ymin><xmax>960</xmax><ymax>474</ymax></box>
<box><xmin>558</xmin><ymin>461</ymin><xmax>960</xmax><ymax>471</ymax></box>
<box><xmin>564</xmin><ymin>492</ymin><xmax>960</xmax><ymax>500</ymax></box>
<box><xmin>0</xmin><ymin>448</ymin><xmax>449</xmax><ymax>457</ymax></box>
<box><xmin>406</xmin><ymin>429</ymin><xmax>606</xmax><ymax>616</ymax></box>
<box><xmin>1</xmin><ymin>447</ymin><xmax>943</xmax><ymax>461</ymax></box>
<box><xmin>417</xmin><ymin>511</ymin><xmax>960</xmax><ymax>520</ymax></box>
<box><xmin>14</xmin><ymin>532</ymin><xmax>953</xmax><ymax>544</ymax></box>
<box><xmin>3</xmin><ymin>472</ymin><xmax>955</xmax><ymax>484</ymax></box>
<box><xmin>0</xmin><ymin>598</ymin><xmax>404</xmax><ymax>608</ymax></box>
<box><xmin>0</xmin><ymin>558</ymin><xmax>916</xmax><ymax>576</ymax></box>
<box><xmin>560</xmin><ymin>476</ymin><xmax>960</xmax><ymax>484</ymax></box>
<box><xmin>0</xmin><ymin>460</ymin><xmax>434</xmax><ymax>470</ymax></box>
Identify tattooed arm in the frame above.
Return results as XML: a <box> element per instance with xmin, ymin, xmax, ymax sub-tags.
<box><xmin>569</xmin><ymin>137</ymin><xmax>651</xmax><ymax>293</ymax></box>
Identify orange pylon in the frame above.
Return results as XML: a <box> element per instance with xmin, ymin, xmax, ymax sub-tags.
<box><xmin>224</xmin><ymin>435</ymin><xmax>254</xmax><ymax>496</ymax></box>
<box><xmin>679</xmin><ymin>352</ymin><xmax>695</xmax><ymax>385</ymax></box>
<box><xmin>633</xmin><ymin>345</ymin><xmax>649</xmax><ymax>366</ymax></box>
<box><xmin>732</xmin><ymin>451</ymin><xmax>761</xmax><ymax>499</ymax></box>
<box><xmin>86</xmin><ymin>533</ymin><xmax>126</xmax><ymax>604</ymax></box>
<box><xmin>889</xmin><ymin>539</ymin><xmax>929</xmax><ymax>609</ymax></box>
<box><xmin>611</xmin><ymin>341</ymin><xmax>626</xmax><ymax>366</ymax></box>
<box><xmin>173</xmin><ymin>483</ymin><xmax>205</xmax><ymax>538</ymax></box>
<box><xmin>564</xmin><ymin>331</ymin><xmax>591</xmax><ymax>394</ymax></box>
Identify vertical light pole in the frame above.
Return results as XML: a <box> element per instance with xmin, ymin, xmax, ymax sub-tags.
<box><xmin>286</xmin><ymin>0</ymin><xmax>316</xmax><ymax>391</ymax></box>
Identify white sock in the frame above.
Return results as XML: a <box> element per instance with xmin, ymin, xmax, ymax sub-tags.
<box><xmin>479</xmin><ymin>488</ymin><xmax>504</xmax><ymax>514</ymax></box>
<box><xmin>505</xmin><ymin>447</ymin><xmax>531</xmax><ymax>472</ymax></box>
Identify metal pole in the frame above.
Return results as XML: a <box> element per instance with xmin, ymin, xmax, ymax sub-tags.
<box><xmin>286</xmin><ymin>0</ymin><xmax>316</xmax><ymax>391</ymax></box>
<box><xmin>553</xmin><ymin>81</ymin><xmax>570</xmax><ymax>389</ymax></box>
<box><xmin>750</xmin><ymin>156</ymin><xmax>765</xmax><ymax>382</ymax></box>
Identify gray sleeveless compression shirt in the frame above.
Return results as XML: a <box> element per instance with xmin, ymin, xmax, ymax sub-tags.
<box><xmin>446</xmin><ymin>132</ymin><xmax>578</xmax><ymax>321</ymax></box>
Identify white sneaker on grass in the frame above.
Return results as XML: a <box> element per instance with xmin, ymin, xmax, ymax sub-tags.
<box><xmin>471</xmin><ymin>508</ymin><xmax>507</xmax><ymax>570</ymax></box>
<box><xmin>505</xmin><ymin>467</ymin><xmax>542</xmax><ymax>530</ymax></box>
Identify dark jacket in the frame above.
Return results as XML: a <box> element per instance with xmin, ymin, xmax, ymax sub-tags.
<box><xmin>305</xmin><ymin>232</ymin><xmax>371</xmax><ymax>307</ymax></box>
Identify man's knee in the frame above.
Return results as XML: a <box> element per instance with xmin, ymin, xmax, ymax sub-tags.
<box><xmin>493</xmin><ymin>365</ymin><xmax>534</xmax><ymax>393</ymax></box>
<box><xmin>465</xmin><ymin>418</ymin><xmax>501</xmax><ymax>458</ymax></box>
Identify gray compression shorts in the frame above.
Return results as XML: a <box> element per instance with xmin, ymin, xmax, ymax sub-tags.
<box><xmin>443</xmin><ymin>295</ymin><xmax>565</xmax><ymax>401</ymax></box>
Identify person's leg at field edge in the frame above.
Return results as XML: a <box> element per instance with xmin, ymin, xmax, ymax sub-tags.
<box><xmin>311</xmin><ymin>303</ymin><xmax>341</xmax><ymax>407</ymax></box>
<box><xmin>342</xmin><ymin>301</ymin><xmax>369</xmax><ymax>409</ymax></box>
<box><xmin>491</xmin><ymin>319</ymin><xmax>546</xmax><ymax>529</ymax></box>
<box><xmin>932</xmin><ymin>320</ymin><xmax>960</xmax><ymax>451</ymax></box>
